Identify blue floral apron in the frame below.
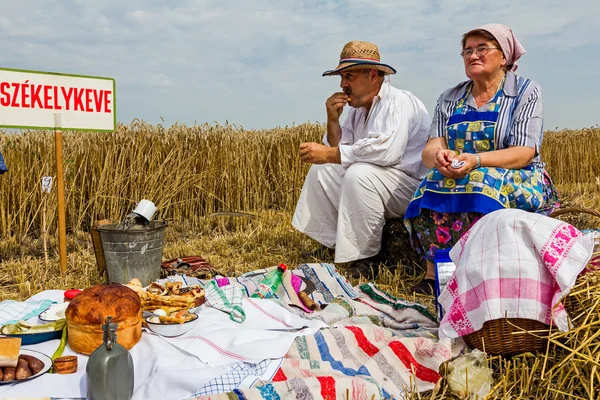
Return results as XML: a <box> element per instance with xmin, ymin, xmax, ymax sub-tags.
<box><xmin>404</xmin><ymin>78</ymin><xmax>550</xmax><ymax>219</ymax></box>
<box><xmin>0</xmin><ymin>149</ymin><xmax>6</xmax><ymax>174</ymax></box>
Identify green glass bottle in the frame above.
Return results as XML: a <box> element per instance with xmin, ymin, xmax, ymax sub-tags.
<box><xmin>86</xmin><ymin>316</ymin><xmax>134</xmax><ymax>400</ymax></box>
<box><xmin>250</xmin><ymin>263</ymin><xmax>287</xmax><ymax>299</ymax></box>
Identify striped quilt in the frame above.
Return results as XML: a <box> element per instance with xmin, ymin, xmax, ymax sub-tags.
<box><xmin>192</xmin><ymin>324</ymin><xmax>458</xmax><ymax>399</ymax></box>
<box><xmin>163</xmin><ymin>263</ymin><xmax>457</xmax><ymax>399</ymax></box>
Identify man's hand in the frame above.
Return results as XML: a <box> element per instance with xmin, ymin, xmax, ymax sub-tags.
<box><xmin>299</xmin><ymin>142</ymin><xmax>340</xmax><ymax>164</ymax></box>
<box><xmin>326</xmin><ymin>92</ymin><xmax>349</xmax><ymax>121</ymax></box>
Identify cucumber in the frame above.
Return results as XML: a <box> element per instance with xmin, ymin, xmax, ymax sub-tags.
<box><xmin>50</xmin><ymin>326</ymin><xmax>68</xmax><ymax>374</ymax></box>
<box><xmin>17</xmin><ymin>320</ymin><xmax>35</xmax><ymax>329</ymax></box>
<box><xmin>1</xmin><ymin>324</ymin><xmax>19</xmax><ymax>334</ymax></box>
<box><xmin>0</xmin><ymin>319</ymin><xmax>66</xmax><ymax>334</ymax></box>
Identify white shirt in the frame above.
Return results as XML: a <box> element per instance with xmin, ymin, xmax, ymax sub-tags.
<box><xmin>328</xmin><ymin>82</ymin><xmax>431</xmax><ymax>180</ymax></box>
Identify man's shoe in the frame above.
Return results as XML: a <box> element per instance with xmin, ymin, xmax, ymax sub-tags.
<box><xmin>410</xmin><ymin>279</ymin><xmax>435</xmax><ymax>296</ymax></box>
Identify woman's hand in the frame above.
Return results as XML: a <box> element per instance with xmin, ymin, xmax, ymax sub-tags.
<box><xmin>438</xmin><ymin>152</ymin><xmax>478</xmax><ymax>179</ymax></box>
<box><xmin>434</xmin><ymin>149</ymin><xmax>459</xmax><ymax>178</ymax></box>
<box><xmin>433</xmin><ymin>149</ymin><xmax>454</xmax><ymax>169</ymax></box>
<box><xmin>443</xmin><ymin>147</ymin><xmax>535</xmax><ymax>179</ymax></box>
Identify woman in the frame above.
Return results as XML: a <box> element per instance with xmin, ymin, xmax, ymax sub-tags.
<box><xmin>404</xmin><ymin>24</ymin><xmax>559</xmax><ymax>295</ymax></box>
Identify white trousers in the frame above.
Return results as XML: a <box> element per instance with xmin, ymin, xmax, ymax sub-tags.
<box><xmin>292</xmin><ymin>162</ymin><xmax>421</xmax><ymax>263</ymax></box>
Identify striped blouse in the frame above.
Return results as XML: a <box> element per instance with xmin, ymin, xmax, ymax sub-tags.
<box><xmin>430</xmin><ymin>71</ymin><xmax>545</xmax><ymax>169</ymax></box>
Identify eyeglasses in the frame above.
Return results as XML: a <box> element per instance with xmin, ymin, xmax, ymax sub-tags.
<box><xmin>460</xmin><ymin>46</ymin><xmax>499</xmax><ymax>58</ymax></box>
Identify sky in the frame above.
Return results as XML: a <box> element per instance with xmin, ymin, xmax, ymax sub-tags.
<box><xmin>0</xmin><ymin>0</ymin><xmax>599</xmax><ymax>130</ymax></box>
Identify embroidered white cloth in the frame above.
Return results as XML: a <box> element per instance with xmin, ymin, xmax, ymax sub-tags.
<box><xmin>0</xmin><ymin>290</ymin><xmax>325</xmax><ymax>400</ymax></box>
<box><xmin>438</xmin><ymin>209</ymin><xmax>596</xmax><ymax>339</ymax></box>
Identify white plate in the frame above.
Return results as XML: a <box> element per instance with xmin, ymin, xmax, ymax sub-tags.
<box><xmin>0</xmin><ymin>349</ymin><xmax>52</xmax><ymax>385</ymax></box>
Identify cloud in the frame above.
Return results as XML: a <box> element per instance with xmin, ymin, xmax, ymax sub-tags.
<box><xmin>0</xmin><ymin>0</ymin><xmax>597</xmax><ymax>129</ymax></box>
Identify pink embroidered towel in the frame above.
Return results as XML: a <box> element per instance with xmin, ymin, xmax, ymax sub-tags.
<box><xmin>438</xmin><ymin>208</ymin><xmax>595</xmax><ymax>339</ymax></box>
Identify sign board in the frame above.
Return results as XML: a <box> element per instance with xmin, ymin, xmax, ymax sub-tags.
<box><xmin>41</xmin><ymin>176</ymin><xmax>53</xmax><ymax>193</ymax></box>
<box><xmin>0</xmin><ymin>66</ymin><xmax>116</xmax><ymax>274</ymax></box>
<box><xmin>0</xmin><ymin>67</ymin><xmax>115</xmax><ymax>131</ymax></box>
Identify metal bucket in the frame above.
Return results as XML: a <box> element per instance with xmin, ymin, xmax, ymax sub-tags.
<box><xmin>97</xmin><ymin>221</ymin><xmax>168</xmax><ymax>287</ymax></box>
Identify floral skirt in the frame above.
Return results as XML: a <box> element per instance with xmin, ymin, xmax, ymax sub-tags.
<box><xmin>404</xmin><ymin>210</ymin><xmax>482</xmax><ymax>261</ymax></box>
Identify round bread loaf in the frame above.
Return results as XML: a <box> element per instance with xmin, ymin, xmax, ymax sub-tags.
<box><xmin>65</xmin><ymin>283</ymin><xmax>142</xmax><ymax>355</ymax></box>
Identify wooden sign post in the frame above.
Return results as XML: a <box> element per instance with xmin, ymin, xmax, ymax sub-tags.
<box><xmin>0</xmin><ymin>68</ymin><xmax>116</xmax><ymax>273</ymax></box>
<box><xmin>41</xmin><ymin>176</ymin><xmax>53</xmax><ymax>268</ymax></box>
<box><xmin>54</xmin><ymin>114</ymin><xmax>67</xmax><ymax>273</ymax></box>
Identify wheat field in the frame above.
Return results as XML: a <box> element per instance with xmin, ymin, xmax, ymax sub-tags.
<box><xmin>1</xmin><ymin>122</ymin><xmax>599</xmax><ymax>399</ymax></box>
<box><xmin>1</xmin><ymin>122</ymin><xmax>599</xmax><ymax>238</ymax></box>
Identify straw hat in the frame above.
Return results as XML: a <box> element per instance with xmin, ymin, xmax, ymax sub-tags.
<box><xmin>322</xmin><ymin>40</ymin><xmax>396</xmax><ymax>76</ymax></box>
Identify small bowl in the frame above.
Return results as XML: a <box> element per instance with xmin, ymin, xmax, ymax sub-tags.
<box><xmin>38</xmin><ymin>302</ymin><xmax>69</xmax><ymax>322</ymax></box>
<box><xmin>144</xmin><ymin>314</ymin><xmax>198</xmax><ymax>337</ymax></box>
<box><xmin>188</xmin><ymin>303</ymin><xmax>206</xmax><ymax>315</ymax></box>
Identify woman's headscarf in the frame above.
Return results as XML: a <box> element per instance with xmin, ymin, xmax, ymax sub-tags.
<box><xmin>469</xmin><ymin>23</ymin><xmax>526</xmax><ymax>71</ymax></box>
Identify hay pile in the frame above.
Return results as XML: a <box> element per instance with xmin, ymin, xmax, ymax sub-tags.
<box><xmin>538</xmin><ymin>263</ymin><xmax>600</xmax><ymax>399</ymax></box>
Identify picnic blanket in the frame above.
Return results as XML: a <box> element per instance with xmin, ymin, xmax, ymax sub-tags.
<box><xmin>170</xmin><ymin>264</ymin><xmax>454</xmax><ymax>399</ymax></box>
<box><xmin>0</xmin><ymin>264</ymin><xmax>453</xmax><ymax>399</ymax></box>
<box><xmin>191</xmin><ymin>325</ymin><xmax>460</xmax><ymax>400</ymax></box>
<box><xmin>151</xmin><ymin>263</ymin><xmax>452</xmax><ymax>399</ymax></box>
<box><xmin>439</xmin><ymin>208</ymin><xmax>596</xmax><ymax>339</ymax></box>
<box><xmin>162</xmin><ymin>263</ymin><xmax>438</xmax><ymax>337</ymax></box>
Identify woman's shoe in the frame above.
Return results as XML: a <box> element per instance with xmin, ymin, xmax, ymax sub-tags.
<box><xmin>344</xmin><ymin>259</ymin><xmax>381</xmax><ymax>280</ymax></box>
<box><xmin>410</xmin><ymin>279</ymin><xmax>435</xmax><ymax>295</ymax></box>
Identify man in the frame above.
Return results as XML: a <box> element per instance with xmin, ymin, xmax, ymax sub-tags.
<box><xmin>292</xmin><ymin>40</ymin><xmax>431</xmax><ymax>278</ymax></box>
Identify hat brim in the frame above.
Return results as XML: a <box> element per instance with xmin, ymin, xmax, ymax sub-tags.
<box><xmin>322</xmin><ymin>60</ymin><xmax>396</xmax><ymax>76</ymax></box>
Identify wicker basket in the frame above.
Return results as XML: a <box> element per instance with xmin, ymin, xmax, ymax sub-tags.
<box><xmin>463</xmin><ymin>318</ymin><xmax>551</xmax><ymax>357</ymax></box>
<box><xmin>462</xmin><ymin>207</ymin><xmax>600</xmax><ymax>357</ymax></box>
